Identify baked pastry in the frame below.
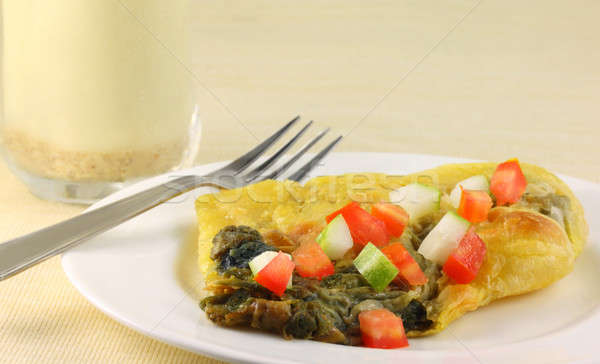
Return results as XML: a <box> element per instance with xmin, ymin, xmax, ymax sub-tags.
<box><xmin>196</xmin><ymin>161</ymin><xmax>588</xmax><ymax>347</ymax></box>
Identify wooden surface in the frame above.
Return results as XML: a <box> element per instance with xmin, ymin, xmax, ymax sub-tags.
<box><xmin>1</xmin><ymin>1</ymin><xmax>599</xmax><ymax>363</ymax></box>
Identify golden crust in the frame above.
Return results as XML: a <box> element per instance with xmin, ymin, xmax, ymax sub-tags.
<box><xmin>419</xmin><ymin>208</ymin><xmax>576</xmax><ymax>335</ymax></box>
<box><xmin>195</xmin><ymin>162</ymin><xmax>588</xmax><ymax>336</ymax></box>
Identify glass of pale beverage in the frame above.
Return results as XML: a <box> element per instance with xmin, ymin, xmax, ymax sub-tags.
<box><xmin>0</xmin><ymin>0</ymin><xmax>200</xmax><ymax>203</ymax></box>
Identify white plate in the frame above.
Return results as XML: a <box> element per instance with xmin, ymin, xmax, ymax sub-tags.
<box><xmin>63</xmin><ymin>153</ymin><xmax>600</xmax><ymax>364</ymax></box>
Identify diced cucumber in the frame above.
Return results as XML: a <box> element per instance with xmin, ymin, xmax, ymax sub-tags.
<box><xmin>449</xmin><ymin>175</ymin><xmax>489</xmax><ymax>209</ymax></box>
<box><xmin>418</xmin><ymin>211</ymin><xmax>470</xmax><ymax>265</ymax></box>
<box><xmin>317</xmin><ymin>215</ymin><xmax>354</xmax><ymax>260</ymax></box>
<box><xmin>389</xmin><ymin>183</ymin><xmax>441</xmax><ymax>221</ymax></box>
<box><xmin>249</xmin><ymin>251</ymin><xmax>293</xmax><ymax>288</ymax></box>
<box><xmin>353</xmin><ymin>243</ymin><xmax>399</xmax><ymax>292</ymax></box>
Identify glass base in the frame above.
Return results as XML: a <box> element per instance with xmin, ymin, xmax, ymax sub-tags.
<box><xmin>6</xmin><ymin>161</ymin><xmax>134</xmax><ymax>205</ymax></box>
<box><xmin>1</xmin><ymin>106</ymin><xmax>200</xmax><ymax>205</ymax></box>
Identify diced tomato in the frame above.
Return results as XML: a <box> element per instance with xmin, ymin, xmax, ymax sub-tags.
<box><xmin>292</xmin><ymin>241</ymin><xmax>335</xmax><ymax>280</ymax></box>
<box><xmin>490</xmin><ymin>159</ymin><xmax>527</xmax><ymax>206</ymax></box>
<box><xmin>442</xmin><ymin>228</ymin><xmax>486</xmax><ymax>284</ymax></box>
<box><xmin>254</xmin><ymin>252</ymin><xmax>295</xmax><ymax>296</ymax></box>
<box><xmin>381</xmin><ymin>243</ymin><xmax>428</xmax><ymax>286</ymax></box>
<box><xmin>371</xmin><ymin>203</ymin><xmax>409</xmax><ymax>237</ymax></box>
<box><xmin>358</xmin><ymin>309</ymin><xmax>409</xmax><ymax>349</ymax></box>
<box><xmin>325</xmin><ymin>202</ymin><xmax>389</xmax><ymax>248</ymax></box>
<box><xmin>457</xmin><ymin>188</ymin><xmax>493</xmax><ymax>223</ymax></box>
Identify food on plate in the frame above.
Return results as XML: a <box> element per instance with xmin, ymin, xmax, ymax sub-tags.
<box><xmin>196</xmin><ymin>160</ymin><xmax>588</xmax><ymax>348</ymax></box>
<box><xmin>442</xmin><ymin>228</ymin><xmax>487</xmax><ymax>284</ymax></box>
<box><xmin>353</xmin><ymin>242</ymin><xmax>399</xmax><ymax>292</ymax></box>
<box><xmin>359</xmin><ymin>308</ymin><xmax>409</xmax><ymax>349</ymax></box>
<box><xmin>316</xmin><ymin>214</ymin><xmax>353</xmax><ymax>260</ymax></box>
<box><xmin>457</xmin><ymin>188</ymin><xmax>493</xmax><ymax>223</ymax></box>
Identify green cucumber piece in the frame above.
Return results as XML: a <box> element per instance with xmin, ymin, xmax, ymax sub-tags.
<box><xmin>418</xmin><ymin>211</ymin><xmax>470</xmax><ymax>265</ymax></box>
<box><xmin>449</xmin><ymin>175</ymin><xmax>490</xmax><ymax>208</ymax></box>
<box><xmin>317</xmin><ymin>214</ymin><xmax>353</xmax><ymax>260</ymax></box>
<box><xmin>353</xmin><ymin>243</ymin><xmax>399</xmax><ymax>292</ymax></box>
<box><xmin>389</xmin><ymin>183</ymin><xmax>441</xmax><ymax>221</ymax></box>
<box><xmin>249</xmin><ymin>251</ymin><xmax>293</xmax><ymax>288</ymax></box>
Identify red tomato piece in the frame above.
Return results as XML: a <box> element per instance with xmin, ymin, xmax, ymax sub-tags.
<box><xmin>325</xmin><ymin>202</ymin><xmax>389</xmax><ymax>248</ymax></box>
<box><xmin>254</xmin><ymin>252</ymin><xmax>295</xmax><ymax>296</ymax></box>
<box><xmin>371</xmin><ymin>203</ymin><xmax>409</xmax><ymax>237</ymax></box>
<box><xmin>457</xmin><ymin>188</ymin><xmax>493</xmax><ymax>223</ymax></box>
<box><xmin>292</xmin><ymin>241</ymin><xmax>335</xmax><ymax>280</ymax></box>
<box><xmin>359</xmin><ymin>309</ymin><xmax>409</xmax><ymax>349</ymax></box>
<box><xmin>442</xmin><ymin>228</ymin><xmax>487</xmax><ymax>284</ymax></box>
<box><xmin>381</xmin><ymin>243</ymin><xmax>428</xmax><ymax>286</ymax></box>
<box><xmin>490</xmin><ymin>159</ymin><xmax>527</xmax><ymax>206</ymax></box>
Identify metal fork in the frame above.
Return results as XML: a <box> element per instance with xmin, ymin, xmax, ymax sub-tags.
<box><xmin>0</xmin><ymin>116</ymin><xmax>342</xmax><ymax>281</ymax></box>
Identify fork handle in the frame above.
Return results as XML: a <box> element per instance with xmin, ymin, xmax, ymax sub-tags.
<box><xmin>0</xmin><ymin>175</ymin><xmax>199</xmax><ymax>281</ymax></box>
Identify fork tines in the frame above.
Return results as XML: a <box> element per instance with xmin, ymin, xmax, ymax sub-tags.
<box><xmin>216</xmin><ymin>116</ymin><xmax>342</xmax><ymax>185</ymax></box>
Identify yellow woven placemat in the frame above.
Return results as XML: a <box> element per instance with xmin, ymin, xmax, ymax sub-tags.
<box><xmin>0</xmin><ymin>161</ymin><xmax>223</xmax><ymax>364</ymax></box>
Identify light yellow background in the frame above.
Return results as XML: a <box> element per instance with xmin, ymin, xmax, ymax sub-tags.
<box><xmin>1</xmin><ymin>1</ymin><xmax>599</xmax><ymax>363</ymax></box>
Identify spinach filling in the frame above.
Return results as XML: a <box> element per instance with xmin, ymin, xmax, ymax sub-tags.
<box><xmin>212</xmin><ymin>225</ymin><xmax>276</xmax><ymax>273</ymax></box>
<box><xmin>520</xmin><ymin>191</ymin><xmax>570</xmax><ymax>226</ymax></box>
<box><xmin>200</xmin><ymin>225</ymin><xmax>439</xmax><ymax>345</ymax></box>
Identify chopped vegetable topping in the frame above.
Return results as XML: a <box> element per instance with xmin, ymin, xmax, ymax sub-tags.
<box><xmin>449</xmin><ymin>175</ymin><xmax>489</xmax><ymax>209</ymax></box>
<box><xmin>254</xmin><ymin>251</ymin><xmax>295</xmax><ymax>296</ymax></box>
<box><xmin>442</xmin><ymin>228</ymin><xmax>487</xmax><ymax>284</ymax></box>
<box><xmin>371</xmin><ymin>203</ymin><xmax>409</xmax><ymax>237</ymax></box>
<box><xmin>292</xmin><ymin>241</ymin><xmax>335</xmax><ymax>280</ymax></box>
<box><xmin>458</xmin><ymin>188</ymin><xmax>493</xmax><ymax>223</ymax></box>
<box><xmin>317</xmin><ymin>214</ymin><xmax>354</xmax><ymax>260</ymax></box>
<box><xmin>389</xmin><ymin>183</ymin><xmax>440</xmax><ymax>222</ymax></box>
<box><xmin>326</xmin><ymin>202</ymin><xmax>389</xmax><ymax>248</ymax></box>
<box><xmin>490</xmin><ymin>159</ymin><xmax>527</xmax><ymax>206</ymax></box>
<box><xmin>249</xmin><ymin>251</ymin><xmax>288</xmax><ymax>275</ymax></box>
<box><xmin>381</xmin><ymin>243</ymin><xmax>428</xmax><ymax>286</ymax></box>
<box><xmin>418</xmin><ymin>211</ymin><xmax>470</xmax><ymax>265</ymax></box>
<box><xmin>353</xmin><ymin>243</ymin><xmax>399</xmax><ymax>292</ymax></box>
<box><xmin>359</xmin><ymin>309</ymin><xmax>409</xmax><ymax>349</ymax></box>
<box><xmin>249</xmin><ymin>250</ymin><xmax>293</xmax><ymax>288</ymax></box>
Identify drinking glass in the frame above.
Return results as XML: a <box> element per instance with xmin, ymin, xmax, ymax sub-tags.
<box><xmin>0</xmin><ymin>0</ymin><xmax>200</xmax><ymax>203</ymax></box>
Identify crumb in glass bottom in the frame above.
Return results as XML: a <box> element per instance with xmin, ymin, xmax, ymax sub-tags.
<box><xmin>1</xmin><ymin>128</ymin><xmax>188</xmax><ymax>182</ymax></box>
